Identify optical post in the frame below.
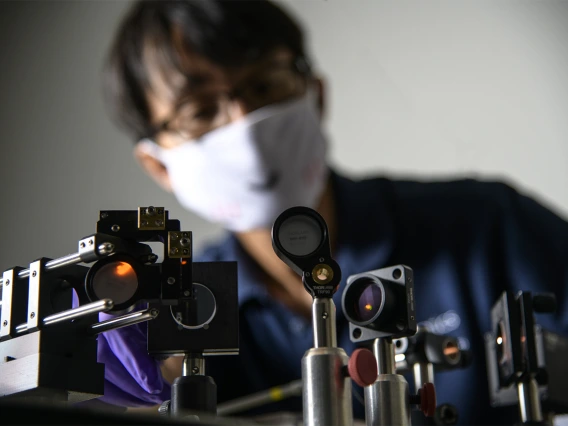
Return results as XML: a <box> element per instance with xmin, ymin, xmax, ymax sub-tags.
<box><xmin>272</xmin><ymin>207</ymin><xmax>378</xmax><ymax>426</ymax></box>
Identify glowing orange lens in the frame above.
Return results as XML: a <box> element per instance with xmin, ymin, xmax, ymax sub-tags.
<box><xmin>114</xmin><ymin>262</ymin><xmax>134</xmax><ymax>277</ymax></box>
<box><xmin>365</xmin><ymin>304</ymin><xmax>373</xmax><ymax>311</ymax></box>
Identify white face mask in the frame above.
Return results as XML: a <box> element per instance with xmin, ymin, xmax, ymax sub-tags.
<box><xmin>138</xmin><ymin>93</ymin><xmax>328</xmax><ymax>232</ymax></box>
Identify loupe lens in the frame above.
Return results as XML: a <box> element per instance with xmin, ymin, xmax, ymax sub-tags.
<box><xmin>91</xmin><ymin>261</ymin><xmax>138</xmax><ymax>305</ymax></box>
<box><xmin>278</xmin><ymin>214</ymin><xmax>323</xmax><ymax>257</ymax></box>
<box><xmin>355</xmin><ymin>283</ymin><xmax>383</xmax><ymax>322</ymax></box>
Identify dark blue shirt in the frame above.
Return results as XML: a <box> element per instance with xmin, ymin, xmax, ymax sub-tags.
<box><xmin>198</xmin><ymin>172</ymin><xmax>568</xmax><ymax>424</ymax></box>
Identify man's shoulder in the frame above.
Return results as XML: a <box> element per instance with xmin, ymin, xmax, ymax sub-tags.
<box><xmin>347</xmin><ymin>173</ymin><xmax>524</xmax><ymax>213</ymax></box>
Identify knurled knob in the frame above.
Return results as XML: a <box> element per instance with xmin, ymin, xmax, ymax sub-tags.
<box><xmin>158</xmin><ymin>400</ymin><xmax>170</xmax><ymax>416</ymax></box>
<box><xmin>347</xmin><ymin>348</ymin><xmax>378</xmax><ymax>387</ymax></box>
<box><xmin>418</xmin><ymin>382</ymin><xmax>437</xmax><ymax>417</ymax></box>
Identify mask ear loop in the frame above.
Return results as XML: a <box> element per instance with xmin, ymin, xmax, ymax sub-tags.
<box><xmin>135</xmin><ymin>138</ymin><xmax>165</xmax><ymax>161</ymax></box>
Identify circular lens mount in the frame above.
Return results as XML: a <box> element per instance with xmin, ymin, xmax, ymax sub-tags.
<box><xmin>85</xmin><ymin>254</ymin><xmax>142</xmax><ymax>312</ymax></box>
<box><xmin>170</xmin><ymin>283</ymin><xmax>216</xmax><ymax>330</ymax></box>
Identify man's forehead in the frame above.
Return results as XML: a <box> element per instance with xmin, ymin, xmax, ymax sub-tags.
<box><xmin>143</xmin><ymin>39</ymin><xmax>295</xmax><ymax>123</ymax></box>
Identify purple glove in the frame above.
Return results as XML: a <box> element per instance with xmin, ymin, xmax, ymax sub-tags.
<box><xmin>97</xmin><ymin>313</ymin><xmax>171</xmax><ymax>407</ymax></box>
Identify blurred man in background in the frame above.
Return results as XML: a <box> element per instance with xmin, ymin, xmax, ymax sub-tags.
<box><xmin>98</xmin><ymin>1</ymin><xmax>568</xmax><ymax>423</ymax></box>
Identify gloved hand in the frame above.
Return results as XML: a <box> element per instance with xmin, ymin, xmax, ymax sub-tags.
<box><xmin>96</xmin><ymin>313</ymin><xmax>171</xmax><ymax>407</ymax></box>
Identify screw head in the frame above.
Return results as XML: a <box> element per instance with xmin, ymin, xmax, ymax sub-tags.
<box><xmin>182</xmin><ymin>249</ymin><xmax>189</xmax><ymax>255</ymax></box>
<box><xmin>3</xmin><ymin>320</ymin><xmax>7</xmax><ymax>327</ymax></box>
<box><xmin>5</xmin><ymin>279</ymin><xmax>10</xmax><ymax>286</ymax></box>
<box><xmin>101</xmin><ymin>212</ymin><xmax>108</xmax><ymax>219</ymax></box>
<box><xmin>170</xmin><ymin>248</ymin><xmax>179</xmax><ymax>255</ymax></box>
<box><xmin>30</xmin><ymin>312</ymin><xmax>35</xmax><ymax>319</ymax></box>
<box><xmin>88</xmin><ymin>239</ymin><xmax>93</xmax><ymax>246</ymax></box>
<box><xmin>192</xmin><ymin>366</ymin><xmax>199</xmax><ymax>374</ymax></box>
<box><xmin>80</xmin><ymin>242</ymin><xmax>86</xmax><ymax>248</ymax></box>
<box><xmin>322</xmin><ymin>312</ymin><xmax>328</xmax><ymax>319</ymax></box>
<box><xmin>32</xmin><ymin>271</ymin><xmax>37</xmax><ymax>277</ymax></box>
<box><xmin>155</xmin><ymin>219</ymin><xmax>164</xmax><ymax>227</ymax></box>
<box><xmin>111</xmin><ymin>225</ymin><xmax>120</xmax><ymax>232</ymax></box>
<box><xmin>183</xmin><ymin>290</ymin><xmax>190</xmax><ymax>297</ymax></box>
<box><xmin>167</xmin><ymin>277</ymin><xmax>176</xmax><ymax>285</ymax></box>
<box><xmin>141</xmin><ymin>220</ymin><xmax>148</xmax><ymax>226</ymax></box>
<box><xmin>319</xmin><ymin>257</ymin><xmax>325</xmax><ymax>262</ymax></box>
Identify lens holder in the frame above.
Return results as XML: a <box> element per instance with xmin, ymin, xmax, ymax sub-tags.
<box><xmin>343</xmin><ymin>265</ymin><xmax>416</xmax><ymax>341</ymax></box>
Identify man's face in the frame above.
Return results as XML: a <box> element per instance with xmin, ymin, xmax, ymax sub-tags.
<box><xmin>144</xmin><ymin>47</ymin><xmax>309</xmax><ymax>149</ymax></box>
<box><xmin>134</xmin><ymin>43</ymin><xmax>314</xmax><ymax>191</ymax></box>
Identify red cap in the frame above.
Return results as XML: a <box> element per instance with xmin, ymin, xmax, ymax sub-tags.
<box><xmin>347</xmin><ymin>348</ymin><xmax>378</xmax><ymax>387</ymax></box>
<box><xmin>419</xmin><ymin>382</ymin><xmax>437</xmax><ymax>417</ymax></box>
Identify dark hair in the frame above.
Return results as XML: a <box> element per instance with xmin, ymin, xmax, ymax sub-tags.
<box><xmin>103</xmin><ymin>0</ymin><xmax>308</xmax><ymax>141</ymax></box>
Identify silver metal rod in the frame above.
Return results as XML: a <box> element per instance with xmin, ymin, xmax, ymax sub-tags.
<box><xmin>312</xmin><ymin>298</ymin><xmax>336</xmax><ymax>348</ymax></box>
<box><xmin>13</xmin><ymin>300</ymin><xmax>114</xmax><ymax>333</ymax></box>
<box><xmin>182</xmin><ymin>354</ymin><xmax>205</xmax><ymax>376</ymax></box>
<box><xmin>217</xmin><ymin>379</ymin><xmax>303</xmax><ymax>416</ymax></box>
<box><xmin>0</xmin><ymin>253</ymin><xmax>84</xmax><ymax>287</ymax></box>
<box><xmin>42</xmin><ymin>299</ymin><xmax>114</xmax><ymax>326</ymax></box>
<box><xmin>517</xmin><ymin>378</ymin><xmax>543</xmax><ymax>423</ymax></box>
<box><xmin>374</xmin><ymin>338</ymin><xmax>396</xmax><ymax>375</ymax></box>
<box><xmin>89</xmin><ymin>308</ymin><xmax>159</xmax><ymax>335</ymax></box>
<box><xmin>413</xmin><ymin>362</ymin><xmax>435</xmax><ymax>390</ymax></box>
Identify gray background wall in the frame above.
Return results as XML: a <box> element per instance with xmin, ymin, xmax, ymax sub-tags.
<box><xmin>0</xmin><ymin>1</ymin><xmax>567</xmax><ymax>270</ymax></box>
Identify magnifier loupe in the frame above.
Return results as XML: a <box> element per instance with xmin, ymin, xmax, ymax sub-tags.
<box><xmin>272</xmin><ymin>207</ymin><xmax>340</xmax><ymax>298</ymax></box>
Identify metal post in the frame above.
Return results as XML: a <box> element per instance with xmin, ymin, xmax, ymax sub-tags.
<box><xmin>413</xmin><ymin>362</ymin><xmax>435</xmax><ymax>390</ymax></box>
<box><xmin>313</xmin><ymin>298</ymin><xmax>337</xmax><ymax>348</ymax></box>
<box><xmin>365</xmin><ymin>337</ymin><xmax>412</xmax><ymax>426</ymax></box>
<box><xmin>517</xmin><ymin>378</ymin><xmax>543</xmax><ymax>423</ymax></box>
<box><xmin>303</xmin><ymin>298</ymin><xmax>352</xmax><ymax>426</ymax></box>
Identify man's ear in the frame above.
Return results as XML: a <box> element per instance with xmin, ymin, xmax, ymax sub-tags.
<box><xmin>133</xmin><ymin>143</ymin><xmax>173</xmax><ymax>192</ymax></box>
<box><xmin>313</xmin><ymin>76</ymin><xmax>326</xmax><ymax>120</ymax></box>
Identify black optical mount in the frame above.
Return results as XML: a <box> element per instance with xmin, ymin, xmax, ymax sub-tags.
<box><xmin>484</xmin><ymin>291</ymin><xmax>558</xmax><ymax>426</ymax></box>
<box><xmin>342</xmin><ymin>265</ymin><xmax>437</xmax><ymax>426</ymax></box>
<box><xmin>0</xmin><ymin>206</ymin><xmax>238</xmax><ymax>420</ymax></box>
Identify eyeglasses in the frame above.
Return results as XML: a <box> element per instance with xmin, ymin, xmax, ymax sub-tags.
<box><xmin>144</xmin><ymin>57</ymin><xmax>311</xmax><ymax>146</ymax></box>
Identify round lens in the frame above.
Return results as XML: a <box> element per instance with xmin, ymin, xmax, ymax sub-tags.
<box><xmin>355</xmin><ymin>283</ymin><xmax>383</xmax><ymax>322</ymax></box>
<box><xmin>278</xmin><ymin>215</ymin><xmax>322</xmax><ymax>257</ymax></box>
<box><xmin>91</xmin><ymin>261</ymin><xmax>138</xmax><ymax>305</ymax></box>
<box><xmin>171</xmin><ymin>283</ymin><xmax>216</xmax><ymax>330</ymax></box>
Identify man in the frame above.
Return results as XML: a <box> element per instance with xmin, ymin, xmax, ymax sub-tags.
<box><xmin>98</xmin><ymin>1</ymin><xmax>567</xmax><ymax>424</ymax></box>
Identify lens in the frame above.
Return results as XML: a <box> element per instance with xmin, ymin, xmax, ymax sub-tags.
<box><xmin>171</xmin><ymin>283</ymin><xmax>216</xmax><ymax>330</ymax></box>
<box><xmin>278</xmin><ymin>215</ymin><xmax>323</xmax><ymax>257</ymax></box>
<box><xmin>91</xmin><ymin>261</ymin><xmax>138</xmax><ymax>305</ymax></box>
<box><xmin>355</xmin><ymin>283</ymin><xmax>383</xmax><ymax>322</ymax></box>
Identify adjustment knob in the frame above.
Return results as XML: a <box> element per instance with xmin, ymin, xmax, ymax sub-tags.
<box><xmin>418</xmin><ymin>382</ymin><xmax>437</xmax><ymax>417</ymax></box>
<box><xmin>347</xmin><ymin>348</ymin><xmax>378</xmax><ymax>387</ymax></box>
<box><xmin>532</xmin><ymin>293</ymin><xmax>557</xmax><ymax>314</ymax></box>
<box><xmin>158</xmin><ymin>400</ymin><xmax>170</xmax><ymax>416</ymax></box>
